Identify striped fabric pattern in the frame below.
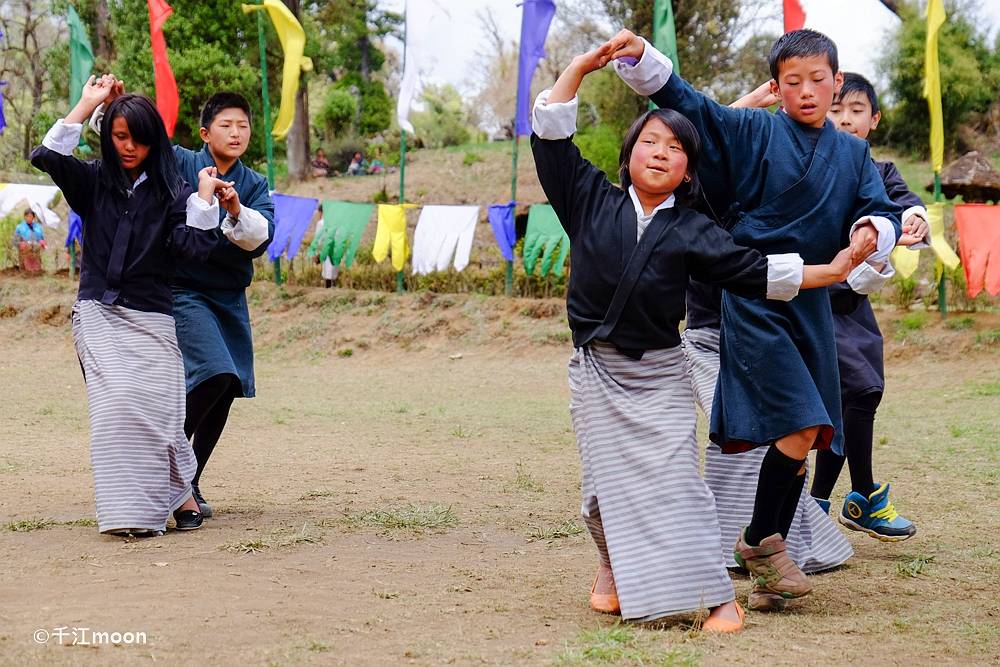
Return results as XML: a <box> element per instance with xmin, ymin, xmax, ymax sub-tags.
<box><xmin>681</xmin><ymin>327</ymin><xmax>853</xmax><ymax>573</ymax></box>
<box><xmin>72</xmin><ymin>300</ymin><xmax>196</xmax><ymax>533</ymax></box>
<box><xmin>568</xmin><ymin>342</ymin><xmax>735</xmax><ymax>621</ymax></box>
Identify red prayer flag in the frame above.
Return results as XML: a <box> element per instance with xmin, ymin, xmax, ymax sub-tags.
<box><xmin>954</xmin><ymin>204</ymin><xmax>1000</xmax><ymax>298</ymax></box>
<box><xmin>148</xmin><ymin>0</ymin><xmax>179</xmax><ymax>137</ymax></box>
<box><xmin>783</xmin><ymin>0</ymin><xmax>806</xmax><ymax>32</ymax></box>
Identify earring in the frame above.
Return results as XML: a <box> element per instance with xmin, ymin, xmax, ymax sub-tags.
<box><xmin>683</xmin><ymin>175</ymin><xmax>691</xmax><ymax>183</ymax></box>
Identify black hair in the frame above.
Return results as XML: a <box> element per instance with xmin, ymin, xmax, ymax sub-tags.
<box><xmin>23</xmin><ymin>208</ymin><xmax>35</xmax><ymax>217</ymax></box>
<box><xmin>200</xmin><ymin>92</ymin><xmax>253</xmax><ymax>129</ymax></box>
<box><xmin>835</xmin><ymin>72</ymin><xmax>879</xmax><ymax>114</ymax></box>
<box><xmin>618</xmin><ymin>108</ymin><xmax>702</xmax><ymax>206</ymax></box>
<box><xmin>99</xmin><ymin>94</ymin><xmax>183</xmax><ymax>202</ymax></box>
<box><xmin>768</xmin><ymin>29</ymin><xmax>839</xmax><ymax>81</ymax></box>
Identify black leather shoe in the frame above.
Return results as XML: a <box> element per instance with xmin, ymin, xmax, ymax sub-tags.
<box><xmin>173</xmin><ymin>509</ymin><xmax>204</xmax><ymax>531</ymax></box>
<box><xmin>191</xmin><ymin>482</ymin><xmax>213</xmax><ymax>518</ymax></box>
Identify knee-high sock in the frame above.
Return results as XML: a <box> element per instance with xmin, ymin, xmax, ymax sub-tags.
<box><xmin>811</xmin><ymin>391</ymin><xmax>882</xmax><ymax>499</ymax></box>
<box><xmin>185</xmin><ymin>374</ymin><xmax>238</xmax><ymax>485</ymax></box>
<box><xmin>746</xmin><ymin>445</ymin><xmax>806</xmax><ymax>546</ymax></box>
<box><xmin>778</xmin><ymin>470</ymin><xmax>806</xmax><ymax>539</ymax></box>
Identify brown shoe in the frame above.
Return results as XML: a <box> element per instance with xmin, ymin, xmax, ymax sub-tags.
<box><xmin>747</xmin><ymin>586</ymin><xmax>787</xmax><ymax>612</ymax></box>
<box><xmin>589</xmin><ymin>565</ymin><xmax>620</xmax><ymax>614</ymax></box>
<box><xmin>734</xmin><ymin>528</ymin><xmax>813</xmax><ymax>600</ymax></box>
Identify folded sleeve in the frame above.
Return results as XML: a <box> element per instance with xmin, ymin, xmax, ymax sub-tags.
<box><xmin>531</xmin><ymin>89</ymin><xmax>579</xmax><ymax>140</ymax></box>
<box><xmin>185</xmin><ymin>193</ymin><xmax>221</xmax><ymax>230</ymax></box>
<box><xmin>221</xmin><ymin>205</ymin><xmax>270</xmax><ymax>251</ymax></box>
<box><xmin>847</xmin><ymin>258</ymin><xmax>895</xmax><ymax>295</ymax></box>
<box><xmin>765</xmin><ymin>253</ymin><xmax>805</xmax><ymax>301</ymax></box>
<box><xmin>29</xmin><ymin>120</ymin><xmax>99</xmax><ymax>217</ymax></box>
<box><xmin>611</xmin><ymin>37</ymin><xmax>673</xmax><ymax>96</ymax></box>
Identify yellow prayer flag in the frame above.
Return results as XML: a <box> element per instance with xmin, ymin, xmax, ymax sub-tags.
<box><xmin>927</xmin><ymin>202</ymin><xmax>960</xmax><ymax>270</ymax></box>
<box><xmin>242</xmin><ymin>0</ymin><xmax>313</xmax><ymax>140</ymax></box>
<box><xmin>923</xmin><ymin>0</ymin><xmax>946</xmax><ymax>172</ymax></box>
<box><xmin>891</xmin><ymin>245</ymin><xmax>920</xmax><ymax>279</ymax></box>
<box><xmin>373</xmin><ymin>204</ymin><xmax>416</xmax><ymax>272</ymax></box>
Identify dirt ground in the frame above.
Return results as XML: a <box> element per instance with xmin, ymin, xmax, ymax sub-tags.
<box><xmin>1</xmin><ymin>275</ymin><xmax>999</xmax><ymax>666</ymax></box>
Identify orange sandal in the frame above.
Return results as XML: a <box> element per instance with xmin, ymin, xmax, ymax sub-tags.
<box><xmin>589</xmin><ymin>568</ymin><xmax>620</xmax><ymax>614</ymax></box>
<box><xmin>702</xmin><ymin>601</ymin><xmax>746</xmax><ymax>633</ymax></box>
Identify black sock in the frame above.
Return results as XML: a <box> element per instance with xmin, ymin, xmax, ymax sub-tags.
<box><xmin>844</xmin><ymin>392</ymin><xmax>881</xmax><ymax>496</ymax></box>
<box><xmin>185</xmin><ymin>375</ymin><xmax>239</xmax><ymax>486</ymax></box>
<box><xmin>778</xmin><ymin>470</ymin><xmax>806</xmax><ymax>538</ymax></box>
<box><xmin>811</xmin><ymin>449</ymin><xmax>845</xmax><ymax>500</ymax></box>
<box><xmin>746</xmin><ymin>445</ymin><xmax>806</xmax><ymax>546</ymax></box>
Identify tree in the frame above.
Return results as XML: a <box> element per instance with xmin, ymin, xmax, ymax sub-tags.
<box><xmin>283</xmin><ymin>0</ymin><xmax>310</xmax><ymax>181</ymax></box>
<box><xmin>411</xmin><ymin>83</ymin><xmax>471</xmax><ymax>149</ymax></box>
<box><xmin>878</xmin><ymin>0</ymin><xmax>1000</xmax><ymax>157</ymax></box>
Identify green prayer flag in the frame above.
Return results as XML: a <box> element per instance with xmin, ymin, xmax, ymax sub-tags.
<box><xmin>523</xmin><ymin>204</ymin><xmax>569</xmax><ymax>278</ymax></box>
<box><xmin>312</xmin><ymin>201</ymin><xmax>375</xmax><ymax>268</ymax></box>
<box><xmin>652</xmin><ymin>0</ymin><xmax>680</xmax><ymax>75</ymax></box>
<box><xmin>68</xmin><ymin>5</ymin><xmax>95</xmax><ymax>107</ymax></box>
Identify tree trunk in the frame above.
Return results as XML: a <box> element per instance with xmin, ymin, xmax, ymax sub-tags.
<box><xmin>282</xmin><ymin>0</ymin><xmax>310</xmax><ymax>181</ymax></box>
<box><xmin>94</xmin><ymin>0</ymin><xmax>113</xmax><ymax>62</ymax></box>
<box><xmin>286</xmin><ymin>82</ymin><xmax>311</xmax><ymax>181</ymax></box>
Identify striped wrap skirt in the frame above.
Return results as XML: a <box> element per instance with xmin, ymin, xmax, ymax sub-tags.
<box><xmin>568</xmin><ymin>342</ymin><xmax>735</xmax><ymax>621</ymax></box>
<box><xmin>72</xmin><ymin>300</ymin><xmax>197</xmax><ymax>533</ymax></box>
<box><xmin>681</xmin><ymin>327</ymin><xmax>853</xmax><ymax>573</ymax></box>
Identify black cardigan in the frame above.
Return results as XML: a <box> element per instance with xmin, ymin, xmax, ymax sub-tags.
<box><xmin>30</xmin><ymin>144</ymin><xmax>216</xmax><ymax>315</ymax></box>
<box><xmin>531</xmin><ymin>133</ymin><xmax>773</xmax><ymax>353</ymax></box>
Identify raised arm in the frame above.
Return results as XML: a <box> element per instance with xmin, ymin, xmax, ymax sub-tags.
<box><xmin>843</xmin><ymin>148</ymin><xmax>903</xmax><ymax>294</ymax></box>
<box><xmin>530</xmin><ymin>43</ymin><xmax>618</xmax><ymax>238</ymax></box>
<box><xmin>29</xmin><ymin>75</ymin><xmax>115</xmax><ymax>215</ymax></box>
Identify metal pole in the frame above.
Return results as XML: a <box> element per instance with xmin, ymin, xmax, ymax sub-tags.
<box><xmin>934</xmin><ymin>171</ymin><xmax>946</xmax><ymax>316</ymax></box>
<box><xmin>506</xmin><ymin>136</ymin><xmax>518</xmax><ymax>296</ymax></box>
<box><xmin>255</xmin><ymin>9</ymin><xmax>281</xmax><ymax>286</ymax></box>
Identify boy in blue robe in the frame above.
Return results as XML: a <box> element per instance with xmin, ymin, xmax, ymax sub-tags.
<box><xmin>94</xmin><ymin>85</ymin><xmax>274</xmax><ymax>517</ymax></box>
<box><xmin>606</xmin><ymin>29</ymin><xmax>915</xmax><ymax>607</ymax></box>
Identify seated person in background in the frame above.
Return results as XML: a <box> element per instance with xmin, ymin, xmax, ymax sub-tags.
<box><xmin>311</xmin><ymin>148</ymin><xmax>330</xmax><ymax>178</ymax></box>
<box><xmin>347</xmin><ymin>151</ymin><xmax>366</xmax><ymax>176</ymax></box>
<box><xmin>367</xmin><ymin>159</ymin><xmax>384</xmax><ymax>175</ymax></box>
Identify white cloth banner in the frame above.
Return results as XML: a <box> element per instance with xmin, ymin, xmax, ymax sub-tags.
<box><xmin>0</xmin><ymin>184</ymin><xmax>62</xmax><ymax>227</ymax></box>
<box><xmin>411</xmin><ymin>205</ymin><xmax>479</xmax><ymax>275</ymax></box>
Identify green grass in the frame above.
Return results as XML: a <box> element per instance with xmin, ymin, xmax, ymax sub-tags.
<box><xmin>975</xmin><ymin>329</ymin><xmax>1000</xmax><ymax>346</ymax></box>
<box><xmin>344</xmin><ymin>503</ymin><xmax>458</xmax><ymax>533</ymax></box>
<box><xmin>299</xmin><ymin>490</ymin><xmax>337</xmax><ymax>501</ymax></box>
<box><xmin>514</xmin><ymin>461</ymin><xmax>545</xmax><ymax>493</ymax></box>
<box><xmin>527</xmin><ymin>520</ymin><xmax>584</xmax><ymax>542</ymax></box>
<box><xmin>556</xmin><ymin>624</ymin><xmax>701</xmax><ymax>666</ymax></box>
<box><xmin>896</xmin><ymin>553</ymin><xmax>935</xmax><ymax>578</ymax></box>
<box><xmin>944</xmin><ymin>315</ymin><xmax>975</xmax><ymax>330</ymax></box>
<box><xmin>221</xmin><ymin>524</ymin><xmax>322</xmax><ymax>554</ymax></box>
<box><xmin>5</xmin><ymin>518</ymin><xmax>57</xmax><ymax>532</ymax></box>
<box><xmin>972</xmin><ymin>381</ymin><xmax>1000</xmax><ymax>397</ymax></box>
<box><xmin>896</xmin><ymin>311</ymin><xmax>929</xmax><ymax>331</ymax></box>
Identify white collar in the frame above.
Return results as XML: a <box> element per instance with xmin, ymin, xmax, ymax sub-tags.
<box><xmin>132</xmin><ymin>172</ymin><xmax>148</xmax><ymax>188</ymax></box>
<box><xmin>627</xmin><ymin>185</ymin><xmax>675</xmax><ymax>221</ymax></box>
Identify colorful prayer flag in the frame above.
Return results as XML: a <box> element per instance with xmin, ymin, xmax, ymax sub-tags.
<box><xmin>147</xmin><ymin>0</ymin><xmax>179</xmax><ymax>137</ymax></box>
<box><xmin>783</xmin><ymin>0</ymin><xmax>806</xmax><ymax>32</ymax></box>
<box><xmin>954</xmin><ymin>203</ymin><xmax>1000</xmax><ymax>298</ymax></box>
<box><xmin>268</xmin><ymin>193</ymin><xmax>319</xmax><ymax>261</ymax></box>
<box><xmin>488</xmin><ymin>202</ymin><xmax>517</xmax><ymax>262</ymax></box>
<box><xmin>523</xmin><ymin>204</ymin><xmax>569</xmax><ymax>277</ymax></box>
<box><xmin>241</xmin><ymin>0</ymin><xmax>313</xmax><ymax>140</ymax></box>
<box><xmin>515</xmin><ymin>0</ymin><xmax>557</xmax><ymax>137</ymax></box>
<box><xmin>652</xmin><ymin>0</ymin><xmax>680</xmax><ymax>74</ymax></box>
<box><xmin>923</xmin><ymin>0</ymin><xmax>946</xmax><ymax>172</ymax></box>
<box><xmin>0</xmin><ymin>80</ymin><xmax>7</xmax><ymax>136</ymax></box>
<box><xmin>373</xmin><ymin>204</ymin><xmax>416</xmax><ymax>272</ymax></box>
<box><xmin>396</xmin><ymin>3</ymin><xmax>416</xmax><ymax>135</ymax></box>
<box><xmin>67</xmin><ymin>5</ymin><xmax>95</xmax><ymax>107</ymax></box>
<box><xmin>310</xmin><ymin>201</ymin><xmax>374</xmax><ymax>268</ymax></box>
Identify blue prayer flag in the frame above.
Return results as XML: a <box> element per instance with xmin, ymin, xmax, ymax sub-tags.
<box><xmin>268</xmin><ymin>193</ymin><xmax>320</xmax><ymax>261</ymax></box>
<box><xmin>515</xmin><ymin>0</ymin><xmax>557</xmax><ymax>137</ymax></box>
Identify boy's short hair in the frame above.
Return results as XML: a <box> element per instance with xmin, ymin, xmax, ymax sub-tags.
<box><xmin>835</xmin><ymin>72</ymin><xmax>879</xmax><ymax>114</ymax></box>
<box><xmin>768</xmin><ymin>29</ymin><xmax>839</xmax><ymax>80</ymax></box>
<box><xmin>24</xmin><ymin>208</ymin><xmax>35</xmax><ymax>217</ymax></box>
<box><xmin>200</xmin><ymin>92</ymin><xmax>253</xmax><ymax>129</ymax></box>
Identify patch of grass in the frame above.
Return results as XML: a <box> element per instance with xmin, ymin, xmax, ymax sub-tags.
<box><xmin>338</xmin><ymin>347</ymin><xmax>354</xmax><ymax>357</ymax></box>
<box><xmin>61</xmin><ymin>518</ymin><xmax>97</xmax><ymax>527</ymax></box>
<box><xmin>5</xmin><ymin>518</ymin><xmax>57</xmax><ymax>532</ymax></box>
<box><xmin>896</xmin><ymin>311</ymin><xmax>929</xmax><ymax>331</ymax></box>
<box><xmin>556</xmin><ymin>624</ymin><xmax>700</xmax><ymax>666</ymax></box>
<box><xmin>307</xmin><ymin>641</ymin><xmax>331</xmax><ymax>652</ymax></box>
<box><xmin>345</xmin><ymin>503</ymin><xmax>458</xmax><ymax>533</ymax></box>
<box><xmin>514</xmin><ymin>461</ymin><xmax>545</xmax><ymax>493</ymax></box>
<box><xmin>462</xmin><ymin>151</ymin><xmax>484</xmax><ymax>167</ymax></box>
<box><xmin>374</xmin><ymin>589</ymin><xmax>400</xmax><ymax>599</ymax></box>
<box><xmin>451</xmin><ymin>425</ymin><xmax>472</xmax><ymax>439</ymax></box>
<box><xmin>972</xmin><ymin>381</ymin><xmax>1000</xmax><ymax>397</ymax></box>
<box><xmin>527</xmin><ymin>520</ymin><xmax>584</xmax><ymax>542</ymax></box>
<box><xmin>896</xmin><ymin>553</ymin><xmax>935</xmax><ymax>578</ymax></box>
<box><xmin>944</xmin><ymin>315</ymin><xmax>975</xmax><ymax>330</ymax></box>
<box><xmin>976</xmin><ymin>329</ymin><xmax>1000</xmax><ymax>346</ymax></box>
<box><xmin>299</xmin><ymin>490</ymin><xmax>337</xmax><ymax>501</ymax></box>
<box><xmin>221</xmin><ymin>523</ymin><xmax>322</xmax><ymax>554</ymax></box>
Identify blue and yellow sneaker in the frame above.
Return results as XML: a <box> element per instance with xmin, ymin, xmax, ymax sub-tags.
<box><xmin>838</xmin><ymin>482</ymin><xmax>916</xmax><ymax>542</ymax></box>
<box><xmin>813</xmin><ymin>497</ymin><xmax>831</xmax><ymax>515</ymax></box>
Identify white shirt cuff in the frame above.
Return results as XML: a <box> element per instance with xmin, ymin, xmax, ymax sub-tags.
<box><xmin>89</xmin><ymin>105</ymin><xmax>105</xmax><ymax>134</ymax></box>
<box><xmin>531</xmin><ymin>90</ymin><xmax>579</xmax><ymax>139</ymax></box>
<box><xmin>847</xmin><ymin>260</ymin><xmax>895</xmax><ymax>294</ymax></box>
<box><xmin>221</xmin><ymin>205</ymin><xmax>270</xmax><ymax>251</ymax></box>
<box><xmin>186</xmin><ymin>194</ymin><xmax>221</xmax><ymax>231</ymax></box>
<box><xmin>850</xmin><ymin>215</ymin><xmax>897</xmax><ymax>265</ymax></box>
<box><xmin>901</xmin><ymin>206</ymin><xmax>930</xmax><ymax>249</ymax></box>
<box><xmin>765</xmin><ymin>252</ymin><xmax>804</xmax><ymax>301</ymax></box>
<box><xmin>41</xmin><ymin>120</ymin><xmax>84</xmax><ymax>155</ymax></box>
<box><xmin>611</xmin><ymin>37</ymin><xmax>673</xmax><ymax>96</ymax></box>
